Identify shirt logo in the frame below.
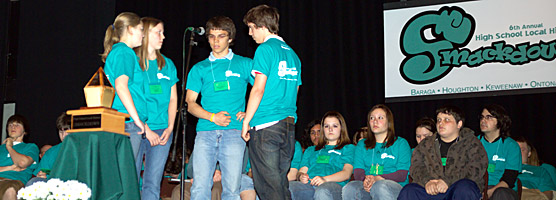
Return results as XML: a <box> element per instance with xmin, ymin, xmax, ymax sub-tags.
<box><xmin>381</xmin><ymin>153</ymin><xmax>396</xmax><ymax>159</ymax></box>
<box><xmin>225</xmin><ymin>70</ymin><xmax>241</xmax><ymax>78</ymax></box>
<box><xmin>281</xmin><ymin>44</ymin><xmax>291</xmax><ymax>50</ymax></box>
<box><xmin>328</xmin><ymin>150</ymin><xmax>342</xmax><ymax>155</ymax></box>
<box><xmin>492</xmin><ymin>155</ymin><xmax>506</xmax><ymax>162</ymax></box>
<box><xmin>277</xmin><ymin>61</ymin><xmax>298</xmax><ymax>78</ymax></box>
<box><xmin>157</xmin><ymin>73</ymin><xmax>170</xmax><ymax>80</ymax></box>
<box><xmin>521</xmin><ymin>169</ymin><xmax>534</xmax><ymax>175</ymax></box>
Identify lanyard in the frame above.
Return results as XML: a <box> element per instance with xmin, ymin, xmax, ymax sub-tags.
<box><xmin>210</xmin><ymin>59</ymin><xmax>232</xmax><ymax>82</ymax></box>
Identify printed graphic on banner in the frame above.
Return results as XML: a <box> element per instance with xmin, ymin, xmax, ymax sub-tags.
<box><xmin>384</xmin><ymin>0</ymin><xmax>556</xmax><ymax>101</ymax></box>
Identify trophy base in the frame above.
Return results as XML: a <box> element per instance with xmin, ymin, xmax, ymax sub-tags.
<box><xmin>66</xmin><ymin>107</ymin><xmax>130</xmax><ymax>136</ymax></box>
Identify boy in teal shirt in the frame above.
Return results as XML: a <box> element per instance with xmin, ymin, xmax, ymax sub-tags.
<box><xmin>241</xmin><ymin>5</ymin><xmax>302</xmax><ymax>200</ymax></box>
<box><xmin>186</xmin><ymin>16</ymin><xmax>252</xmax><ymax>200</ymax></box>
<box><xmin>26</xmin><ymin>113</ymin><xmax>70</xmax><ymax>186</ymax></box>
<box><xmin>0</xmin><ymin>115</ymin><xmax>39</xmax><ymax>199</ymax></box>
<box><xmin>516</xmin><ymin>137</ymin><xmax>555</xmax><ymax>199</ymax></box>
<box><xmin>479</xmin><ymin>104</ymin><xmax>521</xmax><ymax>200</ymax></box>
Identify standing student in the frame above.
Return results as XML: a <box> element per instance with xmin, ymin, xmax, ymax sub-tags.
<box><xmin>289</xmin><ymin>111</ymin><xmax>354</xmax><ymax>200</ymax></box>
<box><xmin>478</xmin><ymin>104</ymin><xmax>521</xmax><ymax>200</ymax></box>
<box><xmin>186</xmin><ymin>16</ymin><xmax>252</xmax><ymax>200</ymax></box>
<box><xmin>102</xmin><ymin>12</ymin><xmax>149</xmax><ymax>159</ymax></box>
<box><xmin>241</xmin><ymin>4</ymin><xmax>302</xmax><ymax>200</ymax></box>
<box><xmin>134</xmin><ymin>17</ymin><xmax>178</xmax><ymax>200</ymax></box>
<box><xmin>343</xmin><ymin>104</ymin><xmax>411</xmax><ymax>200</ymax></box>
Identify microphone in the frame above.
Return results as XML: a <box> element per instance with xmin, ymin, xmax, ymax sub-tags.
<box><xmin>187</xmin><ymin>27</ymin><xmax>205</xmax><ymax>35</ymax></box>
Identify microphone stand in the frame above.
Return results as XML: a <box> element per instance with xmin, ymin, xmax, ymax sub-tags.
<box><xmin>171</xmin><ymin>28</ymin><xmax>199</xmax><ymax>200</ymax></box>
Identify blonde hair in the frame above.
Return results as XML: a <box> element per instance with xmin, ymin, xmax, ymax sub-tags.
<box><xmin>135</xmin><ymin>17</ymin><xmax>165</xmax><ymax>71</ymax></box>
<box><xmin>101</xmin><ymin>12</ymin><xmax>141</xmax><ymax>63</ymax></box>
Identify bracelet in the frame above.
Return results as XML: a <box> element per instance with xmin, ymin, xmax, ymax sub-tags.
<box><xmin>210</xmin><ymin>113</ymin><xmax>215</xmax><ymax>122</ymax></box>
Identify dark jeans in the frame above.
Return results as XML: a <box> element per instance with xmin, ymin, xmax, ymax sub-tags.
<box><xmin>249</xmin><ymin>117</ymin><xmax>295</xmax><ymax>200</ymax></box>
<box><xmin>489</xmin><ymin>185</ymin><xmax>518</xmax><ymax>200</ymax></box>
<box><xmin>398</xmin><ymin>179</ymin><xmax>481</xmax><ymax>200</ymax></box>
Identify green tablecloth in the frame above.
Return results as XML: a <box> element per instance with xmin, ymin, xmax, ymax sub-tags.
<box><xmin>50</xmin><ymin>131</ymin><xmax>140</xmax><ymax>200</ymax></box>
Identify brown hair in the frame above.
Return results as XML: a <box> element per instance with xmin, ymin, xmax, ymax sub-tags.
<box><xmin>206</xmin><ymin>16</ymin><xmax>236</xmax><ymax>42</ymax></box>
<box><xmin>364</xmin><ymin>104</ymin><xmax>397</xmax><ymax>149</ymax></box>
<box><xmin>101</xmin><ymin>12</ymin><xmax>141</xmax><ymax>63</ymax></box>
<box><xmin>243</xmin><ymin>4</ymin><xmax>279</xmax><ymax>34</ymax></box>
<box><xmin>514</xmin><ymin>136</ymin><xmax>541</xmax><ymax>166</ymax></box>
<box><xmin>135</xmin><ymin>17</ymin><xmax>166</xmax><ymax>71</ymax></box>
<box><xmin>6</xmin><ymin>114</ymin><xmax>30</xmax><ymax>136</ymax></box>
<box><xmin>315</xmin><ymin>111</ymin><xmax>351</xmax><ymax>151</ymax></box>
<box><xmin>56</xmin><ymin>112</ymin><xmax>71</xmax><ymax>130</ymax></box>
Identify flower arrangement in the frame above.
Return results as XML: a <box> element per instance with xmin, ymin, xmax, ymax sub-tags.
<box><xmin>17</xmin><ymin>178</ymin><xmax>92</xmax><ymax>200</ymax></box>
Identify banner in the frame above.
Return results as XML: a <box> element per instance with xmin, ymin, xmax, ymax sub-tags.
<box><xmin>384</xmin><ymin>0</ymin><xmax>556</xmax><ymax>102</ymax></box>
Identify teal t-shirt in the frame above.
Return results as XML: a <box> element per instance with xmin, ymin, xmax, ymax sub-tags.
<box><xmin>479</xmin><ymin>136</ymin><xmax>522</xmax><ymax>189</ymax></box>
<box><xmin>300</xmin><ymin>144</ymin><xmax>354</xmax><ymax>186</ymax></box>
<box><xmin>104</xmin><ymin>42</ymin><xmax>147</xmax><ymax>122</ymax></box>
<box><xmin>541</xmin><ymin>163</ymin><xmax>556</xmax><ymax>189</ymax></box>
<box><xmin>519</xmin><ymin>164</ymin><xmax>556</xmax><ymax>192</ymax></box>
<box><xmin>353</xmin><ymin>137</ymin><xmax>411</xmax><ymax>186</ymax></box>
<box><xmin>33</xmin><ymin>143</ymin><xmax>62</xmax><ymax>179</ymax></box>
<box><xmin>0</xmin><ymin>142</ymin><xmax>39</xmax><ymax>183</ymax></box>
<box><xmin>144</xmin><ymin>55</ymin><xmax>179</xmax><ymax>130</ymax></box>
<box><xmin>186</xmin><ymin>53</ymin><xmax>252</xmax><ymax>131</ymax></box>
<box><xmin>290</xmin><ymin>141</ymin><xmax>303</xmax><ymax>169</ymax></box>
<box><xmin>250</xmin><ymin>37</ymin><xmax>302</xmax><ymax>126</ymax></box>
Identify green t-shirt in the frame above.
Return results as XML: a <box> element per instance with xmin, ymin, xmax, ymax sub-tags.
<box><xmin>250</xmin><ymin>36</ymin><xmax>302</xmax><ymax>126</ymax></box>
<box><xmin>104</xmin><ymin>42</ymin><xmax>147</xmax><ymax>122</ymax></box>
<box><xmin>33</xmin><ymin>143</ymin><xmax>62</xmax><ymax>179</ymax></box>
<box><xmin>353</xmin><ymin>138</ymin><xmax>411</xmax><ymax>186</ymax></box>
<box><xmin>300</xmin><ymin>144</ymin><xmax>354</xmax><ymax>186</ymax></box>
<box><xmin>144</xmin><ymin>55</ymin><xmax>179</xmax><ymax>130</ymax></box>
<box><xmin>186</xmin><ymin>52</ymin><xmax>252</xmax><ymax>131</ymax></box>
<box><xmin>541</xmin><ymin>163</ymin><xmax>556</xmax><ymax>190</ymax></box>
<box><xmin>291</xmin><ymin>141</ymin><xmax>303</xmax><ymax>170</ymax></box>
<box><xmin>0</xmin><ymin>142</ymin><xmax>39</xmax><ymax>184</ymax></box>
<box><xmin>479</xmin><ymin>136</ymin><xmax>522</xmax><ymax>189</ymax></box>
<box><xmin>519</xmin><ymin>164</ymin><xmax>556</xmax><ymax>192</ymax></box>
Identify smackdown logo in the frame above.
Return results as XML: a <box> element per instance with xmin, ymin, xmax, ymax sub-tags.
<box><xmin>399</xmin><ymin>6</ymin><xmax>556</xmax><ymax>85</ymax></box>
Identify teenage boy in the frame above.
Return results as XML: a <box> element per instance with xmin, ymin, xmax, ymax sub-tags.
<box><xmin>398</xmin><ymin>106</ymin><xmax>488</xmax><ymax>200</ymax></box>
<box><xmin>186</xmin><ymin>16</ymin><xmax>252</xmax><ymax>200</ymax></box>
<box><xmin>241</xmin><ymin>4</ymin><xmax>302</xmax><ymax>200</ymax></box>
<box><xmin>478</xmin><ymin>104</ymin><xmax>521</xmax><ymax>200</ymax></box>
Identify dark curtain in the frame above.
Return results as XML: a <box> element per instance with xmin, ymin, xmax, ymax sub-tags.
<box><xmin>15</xmin><ymin>0</ymin><xmax>556</xmax><ymax>166</ymax></box>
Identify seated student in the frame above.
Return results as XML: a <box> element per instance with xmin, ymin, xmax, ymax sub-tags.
<box><xmin>171</xmin><ymin>152</ymin><xmax>223</xmax><ymax>200</ymax></box>
<box><xmin>515</xmin><ymin>137</ymin><xmax>555</xmax><ymax>200</ymax></box>
<box><xmin>415</xmin><ymin>117</ymin><xmax>435</xmax><ymax>146</ymax></box>
<box><xmin>39</xmin><ymin>145</ymin><xmax>52</xmax><ymax>159</ymax></box>
<box><xmin>398</xmin><ymin>105</ymin><xmax>488</xmax><ymax>200</ymax></box>
<box><xmin>301</xmin><ymin>119</ymin><xmax>321</xmax><ymax>150</ymax></box>
<box><xmin>343</xmin><ymin>104</ymin><xmax>411</xmax><ymax>200</ymax></box>
<box><xmin>0</xmin><ymin>115</ymin><xmax>39</xmax><ymax>199</ymax></box>
<box><xmin>289</xmin><ymin>111</ymin><xmax>354</xmax><ymax>200</ymax></box>
<box><xmin>287</xmin><ymin>141</ymin><xmax>304</xmax><ymax>181</ymax></box>
<box><xmin>478</xmin><ymin>104</ymin><xmax>521</xmax><ymax>200</ymax></box>
<box><xmin>26</xmin><ymin>112</ymin><xmax>70</xmax><ymax>186</ymax></box>
<box><xmin>352</xmin><ymin>127</ymin><xmax>368</xmax><ymax>145</ymax></box>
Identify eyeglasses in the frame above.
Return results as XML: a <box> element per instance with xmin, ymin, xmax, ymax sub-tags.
<box><xmin>478</xmin><ymin>115</ymin><xmax>495</xmax><ymax>120</ymax></box>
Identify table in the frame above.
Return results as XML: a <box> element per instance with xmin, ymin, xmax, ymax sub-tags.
<box><xmin>50</xmin><ymin>131</ymin><xmax>140</xmax><ymax>199</ymax></box>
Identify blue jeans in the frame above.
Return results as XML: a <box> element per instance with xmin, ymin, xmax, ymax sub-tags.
<box><xmin>289</xmin><ymin>181</ymin><xmax>342</xmax><ymax>200</ymax></box>
<box><xmin>25</xmin><ymin>177</ymin><xmax>47</xmax><ymax>187</ymax></box>
<box><xmin>126</xmin><ymin>122</ymin><xmax>142</xmax><ymax>161</ymax></box>
<box><xmin>191</xmin><ymin>129</ymin><xmax>246</xmax><ymax>200</ymax></box>
<box><xmin>342</xmin><ymin>180</ymin><xmax>402</xmax><ymax>200</ymax></box>
<box><xmin>249</xmin><ymin>118</ymin><xmax>295</xmax><ymax>200</ymax></box>
<box><xmin>240</xmin><ymin>174</ymin><xmax>260</xmax><ymax>200</ymax></box>
<box><xmin>135</xmin><ymin>129</ymin><xmax>173</xmax><ymax>200</ymax></box>
<box><xmin>398</xmin><ymin>179</ymin><xmax>481</xmax><ymax>200</ymax></box>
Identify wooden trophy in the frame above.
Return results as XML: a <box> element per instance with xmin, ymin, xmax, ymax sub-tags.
<box><xmin>66</xmin><ymin>67</ymin><xmax>130</xmax><ymax>136</ymax></box>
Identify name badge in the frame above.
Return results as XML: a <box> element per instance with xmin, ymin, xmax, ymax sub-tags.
<box><xmin>487</xmin><ymin>163</ymin><xmax>496</xmax><ymax>173</ymax></box>
<box><xmin>370</xmin><ymin>164</ymin><xmax>384</xmax><ymax>175</ymax></box>
<box><xmin>214</xmin><ymin>80</ymin><xmax>230</xmax><ymax>92</ymax></box>
<box><xmin>149</xmin><ymin>84</ymin><xmax>163</xmax><ymax>94</ymax></box>
<box><xmin>316</xmin><ymin>155</ymin><xmax>330</xmax><ymax>164</ymax></box>
<box><xmin>441</xmin><ymin>157</ymin><xmax>447</xmax><ymax>166</ymax></box>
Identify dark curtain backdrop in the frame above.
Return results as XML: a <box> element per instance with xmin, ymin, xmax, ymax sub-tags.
<box><xmin>15</xmin><ymin>0</ymin><xmax>556</xmax><ymax>166</ymax></box>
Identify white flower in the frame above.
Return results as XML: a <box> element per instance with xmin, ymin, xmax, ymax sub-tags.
<box><xmin>17</xmin><ymin>179</ymin><xmax>91</xmax><ymax>200</ymax></box>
